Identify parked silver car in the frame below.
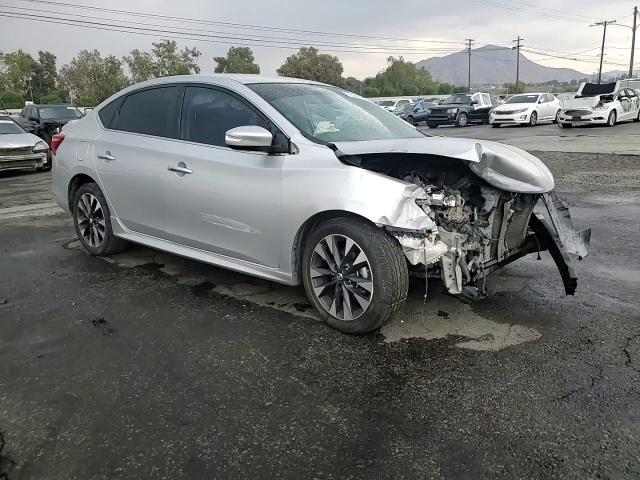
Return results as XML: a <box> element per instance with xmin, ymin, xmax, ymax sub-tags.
<box><xmin>52</xmin><ymin>75</ymin><xmax>590</xmax><ymax>334</ymax></box>
<box><xmin>0</xmin><ymin>115</ymin><xmax>50</xmax><ymax>172</ymax></box>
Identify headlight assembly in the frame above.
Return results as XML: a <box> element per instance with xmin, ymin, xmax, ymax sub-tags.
<box><xmin>446</xmin><ymin>108</ymin><xmax>458</xmax><ymax>114</ymax></box>
<box><xmin>33</xmin><ymin>141</ymin><xmax>49</xmax><ymax>153</ymax></box>
<box><xmin>513</xmin><ymin>108</ymin><xmax>529</xmax><ymax>114</ymax></box>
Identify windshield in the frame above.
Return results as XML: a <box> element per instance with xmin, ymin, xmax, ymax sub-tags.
<box><xmin>38</xmin><ymin>106</ymin><xmax>83</xmax><ymax>120</ymax></box>
<box><xmin>0</xmin><ymin>119</ymin><xmax>26</xmax><ymax>134</ymax></box>
<box><xmin>506</xmin><ymin>94</ymin><xmax>539</xmax><ymax>104</ymax></box>
<box><xmin>378</xmin><ymin>100</ymin><xmax>395</xmax><ymax>106</ymax></box>
<box><xmin>248</xmin><ymin>83</ymin><xmax>425</xmax><ymax>143</ymax></box>
<box><xmin>442</xmin><ymin>95</ymin><xmax>472</xmax><ymax>105</ymax></box>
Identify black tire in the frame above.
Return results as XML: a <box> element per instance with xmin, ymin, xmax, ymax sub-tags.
<box><xmin>607</xmin><ymin>110</ymin><xmax>617</xmax><ymax>127</ymax></box>
<box><xmin>553</xmin><ymin>110</ymin><xmax>561</xmax><ymax>124</ymax></box>
<box><xmin>634</xmin><ymin>109</ymin><xmax>640</xmax><ymax>123</ymax></box>
<box><xmin>72</xmin><ymin>182</ymin><xmax>127</xmax><ymax>256</ymax></box>
<box><xmin>407</xmin><ymin>116</ymin><xmax>415</xmax><ymax>125</ymax></box>
<box><xmin>528</xmin><ymin>111</ymin><xmax>538</xmax><ymax>127</ymax></box>
<box><xmin>427</xmin><ymin>122</ymin><xmax>439</xmax><ymax>129</ymax></box>
<box><xmin>302</xmin><ymin>217</ymin><xmax>409</xmax><ymax>334</ymax></box>
<box><xmin>455</xmin><ymin>112</ymin><xmax>468</xmax><ymax>127</ymax></box>
<box><xmin>491</xmin><ymin>123</ymin><xmax>500</xmax><ymax>128</ymax></box>
<box><xmin>558</xmin><ymin>122</ymin><xmax>572</xmax><ymax>129</ymax></box>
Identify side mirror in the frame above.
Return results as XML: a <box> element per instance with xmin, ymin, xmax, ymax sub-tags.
<box><xmin>470</xmin><ymin>100</ymin><xmax>479</xmax><ymax>105</ymax></box>
<box><xmin>225</xmin><ymin>125</ymin><xmax>273</xmax><ymax>150</ymax></box>
<box><xmin>29</xmin><ymin>116</ymin><xmax>39</xmax><ymax>122</ymax></box>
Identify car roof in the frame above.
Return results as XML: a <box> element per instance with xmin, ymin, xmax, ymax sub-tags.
<box><xmin>135</xmin><ymin>74</ymin><xmax>324</xmax><ymax>87</ymax></box>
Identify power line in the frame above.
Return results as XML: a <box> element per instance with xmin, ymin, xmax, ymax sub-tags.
<box><xmin>0</xmin><ymin>10</ymin><xmax>470</xmax><ymax>55</ymax></box>
<box><xmin>6</xmin><ymin>0</ymin><xmax>468</xmax><ymax>45</ymax></box>
<box><xmin>0</xmin><ymin>4</ymin><xmax>466</xmax><ymax>54</ymax></box>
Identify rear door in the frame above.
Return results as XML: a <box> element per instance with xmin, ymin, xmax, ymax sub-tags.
<box><xmin>93</xmin><ymin>85</ymin><xmax>181</xmax><ymax>237</ymax></box>
<box><xmin>164</xmin><ymin>84</ymin><xmax>285</xmax><ymax>267</ymax></box>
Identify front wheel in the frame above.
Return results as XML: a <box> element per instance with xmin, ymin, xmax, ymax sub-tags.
<box><xmin>607</xmin><ymin>110</ymin><xmax>617</xmax><ymax>127</ymax></box>
<box><xmin>406</xmin><ymin>116</ymin><xmax>415</xmax><ymax>125</ymax></box>
<box><xmin>427</xmin><ymin>122</ymin><xmax>439</xmax><ymax>129</ymax></box>
<box><xmin>529</xmin><ymin>111</ymin><xmax>538</xmax><ymax>127</ymax></box>
<box><xmin>491</xmin><ymin>123</ymin><xmax>500</xmax><ymax>128</ymax></box>
<box><xmin>455</xmin><ymin>112</ymin><xmax>468</xmax><ymax>127</ymax></box>
<box><xmin>302</xmin><ymin>217</ymin><xmax>408</xmax><ymax>334</ymax></box>
<box><xmin>73</xmin><ymin>182</ymin><xmax>128</xmax><ymax>256</ymax></box>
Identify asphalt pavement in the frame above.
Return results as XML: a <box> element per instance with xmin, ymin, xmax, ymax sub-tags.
<box><xmin>1</xmin><ymin>127</ymin><xmax>639</xmax><ymax>479</ymax></box>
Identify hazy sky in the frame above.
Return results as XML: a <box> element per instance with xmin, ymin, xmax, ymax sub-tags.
<box><xmin>0</xmin><ymin>0</ymin><xmax>636</xmax><ymax>78</ymax></box>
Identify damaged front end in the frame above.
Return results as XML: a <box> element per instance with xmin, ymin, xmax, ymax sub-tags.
<box><xmin>334</xmin><ymin>139</ymin><xmax>591</xmax><ymax>299</ymax></box>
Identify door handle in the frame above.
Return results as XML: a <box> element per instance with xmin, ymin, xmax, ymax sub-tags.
<box><xmin>97</xmin><ymin>151</ymin><xmax>115</xmax><ymax>161</ymax></box>
<box><xmin>168</xmin><ymin>165</ymin><xmax>193</xmax><ymax>174</ymax></box>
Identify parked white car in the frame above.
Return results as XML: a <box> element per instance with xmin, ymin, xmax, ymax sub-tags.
<box><xmin>489</xmin><ymin>93</ymin><xmax>561</xmax><ymax>127</ymax></box>
<box><xmin>558</xmin><ymin>82</ymin><xmax>640</xmax><ymax>127</ymax></box>
<box><xmin>376</xmin><ymin>98</ymin><xmax>413</xmax><ymax>112</ymax></box>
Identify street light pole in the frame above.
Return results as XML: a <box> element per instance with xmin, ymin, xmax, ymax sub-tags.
<box><xmin>465</xmin><ymin>39</ymin><xmax>474</xmax><ymax>91</ymax></box>
<box><xmin>630</xmin><ymin>7</ymin><xmax>638</xmax><ymax>78</ymax></box>
<box><xmin>592</xmin><ymin>19</ymin><xmax>616</xmax><ymax>84</ymax></box>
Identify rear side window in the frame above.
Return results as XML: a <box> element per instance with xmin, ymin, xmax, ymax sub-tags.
<box><xmin>98</xmin><ymin>98</ymin><xmax>122</xmax><ymax>128</ymax></box>
<box><xmin>180</xmin><ymin>86</ymin><xmax>270</xmax><ymax>147</ymax></box>
<box><xmin>116</xmin><ymin>86</ymin><xmax>179</xmax><ymax>138</ymax></box>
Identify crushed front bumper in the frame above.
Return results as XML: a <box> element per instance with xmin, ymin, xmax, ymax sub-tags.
<box><xmin>0</xmin><ymin>152</ymin><xmax>48</xmax><ymax>172</ymax></box>
<box><xmin>530</xmin><ymin>192</ymin><xmax>591</xmax><ymax>295</ymax></box>
<box><xmin>558</xmin><ymin>111</ymin><xmax>607</xmax><ymax>126</ymax></box>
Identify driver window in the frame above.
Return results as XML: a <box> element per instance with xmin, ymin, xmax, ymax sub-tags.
<box><xmin>181</xmin><ymin>86</ymin><xmax>271</xmax><ymax>147</ymax></box>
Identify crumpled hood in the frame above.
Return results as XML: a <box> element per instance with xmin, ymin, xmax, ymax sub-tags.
<box><xmin>0</xmin><ymin>132</ymin><xmax>42</xmax><ymax>149</ymax></box>
<box><xmin>332</xmin><ymin>136</ymin><xmax>555</xmax><ymax>194</ymax></box>
<box><xmin>562</xmin><ymin>96</ymin><xmax>601</xmax><ymax>109</ymax></box>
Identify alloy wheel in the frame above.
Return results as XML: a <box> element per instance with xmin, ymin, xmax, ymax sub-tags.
<box><xmin>457</xmin><ymin>113</ymin><xmax>468</xmax><ymax>127</ymax></box>
<box><xmin>309</xmin><ymin>234</ymin><xmax>374</xmax><ymax>321</ymax></box>
<box><xmin>530</xmin><ymin>111</ymin><xmax>538</xmax><ymax>126</ymax></box>
<box><xmin>77</xmin><ymin>193</ymin><xmax>106</xmax><ymax>248</ymax></box>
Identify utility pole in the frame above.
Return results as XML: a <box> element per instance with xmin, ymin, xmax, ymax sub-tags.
<box><xmin>513</xmin><ymin>36</ymin><xmax>523</xmax><ymax>91</ymax></box>
<box><xmin>591</xmin><ymin>19</ymin><xmax>616</xmax><ymax>83</ymax></box>
<box><xmin>465</xmin><ymin>39</ymin><xmax>474</xmax><ymax>92</ymax></box>
<box><xmin>630</xmin><ymin>7</ymin><xmax>638</xmax><ymax>78</ymax></box>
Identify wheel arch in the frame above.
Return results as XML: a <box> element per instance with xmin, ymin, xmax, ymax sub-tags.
<box><xmin>68</xmin><ymin>173</ymin><xmax>97</xmax><ymax>212</ymax></box>
<box><xmin>290</xmin><ymin>210</ymin><xmax>380</xmax><ymax>286</ymax></box>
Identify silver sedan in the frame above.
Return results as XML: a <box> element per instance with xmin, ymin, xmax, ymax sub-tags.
<box><xmin>0</xmin><ymin>116</ymin><xmax>50</xmax><ymax>172</ymax></box>
<box><xmin>52</xmin><ymin>75</ymin><xmax>590</xmax><ymax>334</ymax></box>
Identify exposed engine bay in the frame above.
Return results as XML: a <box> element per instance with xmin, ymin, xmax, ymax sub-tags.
<box><xmin>339</xmin><ymin>152</ymin><xmax>591</xmax><ymax>300</ymax></box>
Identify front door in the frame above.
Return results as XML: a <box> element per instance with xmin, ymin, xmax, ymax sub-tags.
<box><xmin>164</xmin><ymin>85</ymin><xmax>285</xmax><ymax>268</ymax></box>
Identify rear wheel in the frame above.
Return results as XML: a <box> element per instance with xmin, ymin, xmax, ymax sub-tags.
<box><xmin>72</xmin><ymin>182</ymin><xmax>128</xmax><ymax>256</ymax></box>
<box><xmin>456</xmin><ymin>112</ymin><xmax>468</xmax><ymax>127</ymax></box>
<box><xmin>302</xmin><ymin>217</ymin><xmax>408</xmax><ymax>334</ymax></box>
<box><xmin>634</xmin><ymin>109</ymin><xmax>640</xmax><ymax>123</ymax></box>
<box><xmin>554</xmin><ymin>110</ymin><xmax>561</xmax><ymax>124</ymax></box>
<box><xmin>607</xmin><ymin>110</ymin><xmax>617</xmax><ymax>127</ymax></box>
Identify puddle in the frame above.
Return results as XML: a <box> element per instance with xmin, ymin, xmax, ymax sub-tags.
<box><xmin>68</xmin><ymin>240</ymin><xmax>542</xmax><ymax>351</ymax></box>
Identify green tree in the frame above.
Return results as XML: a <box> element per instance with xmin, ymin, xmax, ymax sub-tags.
<box><xmin>125</xmin><ymin>40</ymin><xmax>201</xmax><ymax>83</ymax></box>
<box><xmin>437</xmin><ymin>83</ymin><xmax>453</xmax><ymax>95</ymax></box>
<box><xmin>361</xmin><ymin>86</ymin><xmax>380</xmax><ymax>97</ymax></box>
<box><xmin>0</xmin><ymin>50</ymin><xmax>37</xmax><ymax>100</ymax></box>
<box><xmin>341</xmin><ymin>76</ymin><xmax>362</xmax><ymax>94</ymax></box>
<box><xmin>380</xmin><ymin>86</ymin><xmax>398</xmax><ymax>97</ymax></box>
<box><xmin>32</xmin><ymin>51</ymin><xmax>58</xmax><ymax>101</ymax></box>
<box><xmin>213</xmin><ymin>47</ymin><xmax>260</xmax><ymax>74</ymax></box>
<box><xmin>0</xmin><ymin>91</ymin><xmax>25</xmax><ymax>109</ymax></box>
<box><xmin>39</xmin><ymin>93</ymin><xmax>64</xmax><ymax>104</ymax></box>
<box><xmin>276</xmin><ymin>47</ymin><xmax>343</xmax><ymax>86</ymax></box>
<box><xmin>59</xmin><ymin>50</ymin><xmax>129</xmax><ymax>104</ymax></box>
<box><xmin>363</xmin><ymin>57</ymin><xmax>435</xmax><ymax>97</ymax></box>
<box><xmin>452</xmin><ymin>85</ymin><xmax>468</xmax><ymax>93</ymax></box>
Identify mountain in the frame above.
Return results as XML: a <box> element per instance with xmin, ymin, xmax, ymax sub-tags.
<box><xmin>417</xmin><ymin>45</ymin><xmax>588</xmax><ymax>86</ymax></box>
<box><xmin>601</xmin><ymin>69</ymin><xmax>640</xmax><ymax>81</ymax></box>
